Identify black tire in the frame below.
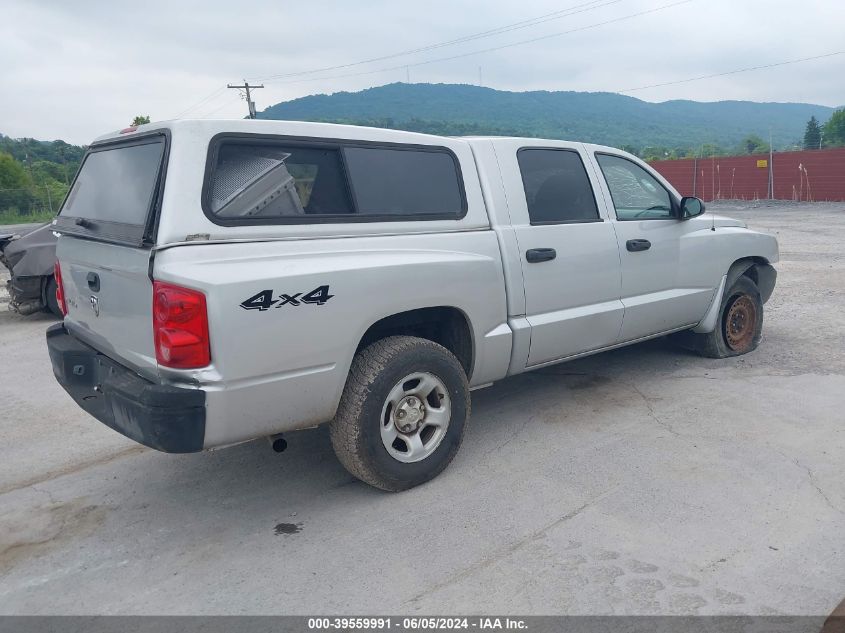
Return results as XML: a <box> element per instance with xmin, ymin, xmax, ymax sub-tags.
<box><xmin>330</xmin><ymin>336</ymin><xmax>470</xmax><ymax>492</ymax></box>
<box><xmin>45</xmin><ymin>276</ymin><xmax>62</xmax><ymax>317</ymax></box>
<box><xmin>679</xmin><ymin>276</ymin><xmax>764</xmax><ymax>358</ymax></box>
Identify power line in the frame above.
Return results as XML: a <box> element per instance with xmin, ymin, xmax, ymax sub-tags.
<box><xmin>177</xmin><ymin>0</ymin><xmax>690</xmax><ymax>118</ymax></box>
<box><xmin>262</xmin><ymin>0</ymin><xmax>694</xmax><ymax>87</ymax></box>
<box><xmin>191</xmin><ymin>92</ymin><xmax>241</xmax><ymax>118</ymax></box>
<box><xmin>184</xmin><ymin>46</ymin><xmax>841</xmax><ymax>120</ymax></box>
<box><xmin>618</xmin><ymin>50</ymin><xmax>845</xmax><ymax>92</ymax></box>
<box><xmin>255</xmin><ymin>0</ymin><xmax>624</xmax><ymax>82</ymax></box>
<box><xmin>174</xmin><ymin>86</ymin><xmax>227</xmax><ymax>119</ymax></box>
<box><xmin>200</xmin><ymin>94</ymin><xmax>244</xmax><ymax>118</ymax></box>
<box><xmin>176</xmin><ymin>3</ymin><xmax>623</xmax><ymax>118</ymax></box>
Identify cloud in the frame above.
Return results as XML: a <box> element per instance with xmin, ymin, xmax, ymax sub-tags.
<box><xmin>1</xmin><ymin>0</ymin><xmax>842</xmax><ymax>143</ymax></box>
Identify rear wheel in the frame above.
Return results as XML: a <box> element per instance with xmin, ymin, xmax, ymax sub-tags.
<box><xmin>681</xmin><ymin>276</ymin><xmax>764</xmax><ymax>358</ymax></box>
<box><xmin>45</xmin><ymin>276</ymin><xmax>62</xmax><ymax>317</ymax></box>
<box><xmin>330</xmin><ymin>336</ymin><xmax>470</xmax><ymax>491</ymax></box>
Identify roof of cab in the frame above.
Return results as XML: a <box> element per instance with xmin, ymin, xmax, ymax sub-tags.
<box><xmin>91</xmin><ymin>119</ymin><xmax>627</xmax><ymax>159</ymax></box>
<box><xmin>91</xmin><ymin>119</ymin><xmax>619</xmax><ymax>149</ymax></box>
<box><xmin>91</xmin><ymin>119</ymin><xmax>471</xmax><ymax>146</ymax></box>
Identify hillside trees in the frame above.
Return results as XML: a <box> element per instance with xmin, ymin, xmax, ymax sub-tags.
<box><xmin>823</xmin><ymin>109</ymin><xmax>845</xmax><ymax>147</ymax></box>
<box><xmin>738</xmin><ymin>134</ymin><xmax>769</xmax><ymax>155</ymax></box>
<box><xmin>0</xmin><ymin>152</ymin><xmax>32</xmax><ymax>214</ymax></box>
<box><xmin>804</xmin><ymin>116</ymin><xmax>822</xmax><ymax>149</ymax></box>
<box><xmin>0</xmin><ymin>139</ymin><xmax>80</xmax><ymax>219</ymax></box>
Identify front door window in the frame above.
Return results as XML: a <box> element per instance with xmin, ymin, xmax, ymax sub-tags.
<box><xmin>596</xmin><ymin>154</ymin><xmax>673</xmax><ymax>220</ymax></box>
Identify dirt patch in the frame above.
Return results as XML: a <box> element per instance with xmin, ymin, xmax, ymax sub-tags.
<box><xmin>0</xmin><ymin>499</ymin><xmax>107</xmax><ymax>572</ymax></box>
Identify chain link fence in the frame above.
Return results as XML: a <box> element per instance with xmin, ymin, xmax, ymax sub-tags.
<box><xmin>0</xmin><ymin>186</ymin><xmax>63</xmax><ymax>223</ymax></box>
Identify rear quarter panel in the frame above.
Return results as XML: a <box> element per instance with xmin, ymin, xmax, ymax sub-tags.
<box><xmin>153</xmin><ymin>231</ymin><xmax>510</xmax><ymax>447</ymax></box>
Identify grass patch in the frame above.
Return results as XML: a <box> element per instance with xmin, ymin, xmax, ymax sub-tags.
<box><xmin>0</xmin><ymin>210</ymin><xmax>56</xmax><ymax>226</ymax></box>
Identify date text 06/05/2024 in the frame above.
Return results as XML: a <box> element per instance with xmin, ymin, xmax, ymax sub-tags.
<box><xmin>307</xmin><ymin>617</ymin><xmax>528</xmax><ymax>630</ymax></box>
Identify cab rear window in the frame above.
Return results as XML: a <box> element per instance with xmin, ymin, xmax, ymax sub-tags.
<box><xmin>203</xmin><ymin>136</ymin><xmax>466</xmax><ymax>225</ymax></box>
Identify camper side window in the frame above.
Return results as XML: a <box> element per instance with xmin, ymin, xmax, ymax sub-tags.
<box><xmin>208</xmin><ymin>143</ymin><xmax>353</xmax><ymax>218</ymax></box>
<box><xmin>204</xmin><ymin>138</ymin><xmax>466</xmax><ymax>224</ymax></box>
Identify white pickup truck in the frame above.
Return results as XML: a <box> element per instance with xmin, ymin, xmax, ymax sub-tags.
<box><xmin>47</xmin><ymin>120</ymin><xmax>778</xmax><ymax>491</ymax></box>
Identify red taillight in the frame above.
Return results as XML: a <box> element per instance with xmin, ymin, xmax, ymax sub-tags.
<box><xmin>54</xmin><ymin>261</ymin><xmax>67</xmax><ymax>316</ymax></box>
<box><xmin>153</xmin><ymin>281</ymin><xmax>210</xmax><ymax>369</ymax></box>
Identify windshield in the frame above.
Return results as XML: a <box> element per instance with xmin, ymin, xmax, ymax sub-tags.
<box><xmin>61</xmin><ymin>138</ymin><xmax>165</xmax><ymax>227</ymax></box>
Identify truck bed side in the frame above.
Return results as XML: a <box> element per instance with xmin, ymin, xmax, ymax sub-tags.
<box><xmin>153</xmin><ymin>231</ymin><xmax>512</xmax><ymax>447</ymax></box>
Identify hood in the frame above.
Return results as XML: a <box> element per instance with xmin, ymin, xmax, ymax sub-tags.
<box><xmin>709</xmin><ymin>214</ymin><xmax>747</xmax><ymax>229</ymax></box>
<box><xmin>0</xmin><ymin>222</ymin><xmax>58</xmax><ymax>277</ymax></box>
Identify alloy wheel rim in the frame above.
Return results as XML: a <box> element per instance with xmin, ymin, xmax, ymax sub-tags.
<box><xmin>380</xmin><ymin>372</ymin><xmax>451</xmax><ymax>463</ymax></box>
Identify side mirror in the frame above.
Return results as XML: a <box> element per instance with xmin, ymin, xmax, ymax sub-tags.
<box><xmin>679</xmin><ymin>196</ymin><xmax>706</xmax><ymax>219</ymax></box>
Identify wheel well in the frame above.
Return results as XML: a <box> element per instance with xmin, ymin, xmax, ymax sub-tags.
<box><xmin>357</xmin><ymin>307</ymin><xmax>474</xmax><ymax>378</ymax></box>
<box><xmin>728</xmin><ymin>256</ymin><xmax>776</xmax><ymax>304</ymax></box>
<box><xmin>729</xmin><ymin>256</ymin><xmax>766</xmax><ymax>284</ymax></box>
<box><xmin>741</xmin><ymin>258</ymin><xmax>767</xmax><ymax>284</ymax></box>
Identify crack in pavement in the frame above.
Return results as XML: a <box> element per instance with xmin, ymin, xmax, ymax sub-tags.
<box><xmin>0</xmin><ymin>446</ymin><xmax>147</xmax><ymax>498</ymax></box>
<box><xmin>29</xmin><ymin>484</ymin><xmax>58</xmax><ymax>505</ymax></box>
<box><xmin>793</xmin><ymin>458</ymin><xmax>843</xmax><ymax>515</ymax></box>
<box><xmin>770</xmin><ymin>447</ymin><xmax>843</xmax><ymax>515</ymax></box>
<box><xmin>484</xmin><ymin>411</ymin><xmax>537</xmax><ymax>456</ymax></box>
<box><xmin>404</xmin><ymin>487</ymin><xmax>617</xmax><ymax>605</ymax></box>
<box><xmin>628</xmin><ymin>383</ymin><xmax>681</xmax><ymax>437</ymax></box>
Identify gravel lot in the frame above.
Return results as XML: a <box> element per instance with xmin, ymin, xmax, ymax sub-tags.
<box><xmin>1</xmin><ymin>202</ymin><xmax>844</xmax><ymax>615</ymax></box>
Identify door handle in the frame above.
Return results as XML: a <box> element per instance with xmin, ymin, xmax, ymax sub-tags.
<box><xmin>626</xmin><ymin>239</ymin><xmax>651</xmax><ymax>252</ymax></box>
<box><xmin>526</xmin><ymin>248</ymin><xmax>557</xmax><ymax>263</ymax></box>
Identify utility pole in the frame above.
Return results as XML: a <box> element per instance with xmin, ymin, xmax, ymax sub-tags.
<box><xmin>59</xmin><ymin>145</ymin><xmax>69</xmax><ymax>185</ymax></box>
<box><xmin>227</xmin><ymin>80</ymin><xmax>264</xmax><ymax>119</ymax></box>
<box><xmin>44</xmin><ymin>184</ymin><xmax>53</xmax><ymax>215</ymax></box>
<box><xmin>768</xmin><ymin>128</ymin><xmax>774</xmax><ymax>200</ymax></box>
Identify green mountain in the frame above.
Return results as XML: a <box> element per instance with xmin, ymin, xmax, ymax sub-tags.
<box><xmin>0</xmin><ymin>134</ymin><xmax>85</xmax><ymax>166</ymax></box>
<box><xmin>258</xmin><ymin>82</ymin><xmax>837</xmax><ymax>152</ymax></box>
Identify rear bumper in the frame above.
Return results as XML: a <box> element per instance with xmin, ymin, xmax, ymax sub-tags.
<box><xmin>46</xmin><ymin>323</ymin><xmax>206</xmax><ymax>453</ymax></box>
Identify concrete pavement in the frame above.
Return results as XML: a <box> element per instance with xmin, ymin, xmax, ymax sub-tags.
<box><xmin>1</xmin><ymin>203</ymin><xmax>843</xmax><ymax>615</ymax></box>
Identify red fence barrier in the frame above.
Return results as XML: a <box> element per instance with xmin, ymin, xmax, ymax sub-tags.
<box><xmin>651</xmin><ymin>148</ymin><xmax>845</xmax><ymax>202</ymax></box>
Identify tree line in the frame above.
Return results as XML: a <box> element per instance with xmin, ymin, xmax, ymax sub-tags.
<box><xmin>629</xmin><ymin>110</ymin><xmax>845</xmax><ymax>161</ymax></box>
<box><xmin>309</xmin><ymin>109</ymin><xmax>845</xmax><ymax>163</ymax></box>
<box><xmin>0</xmin><ymin>117</ymin><xmax>149</xmax><ymax>223</ymax></box>
<box><xmin>0</xmin><ymin>135</ymin><xmax>85</xmax><ymax>222</ymax></box>
<box><xmin>803</xmin><ymin>110</ymin><xmax>845</xmax><ymax>150</ymax></box>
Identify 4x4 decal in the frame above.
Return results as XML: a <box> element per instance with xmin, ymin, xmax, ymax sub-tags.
<box><xmin>240</xmin><ymin>285</ymin><xmax>334</xmax><ymax>311</ymax></box>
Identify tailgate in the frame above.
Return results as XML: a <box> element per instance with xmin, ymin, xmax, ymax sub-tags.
<box><xmin>53</xmin><ymin>131</ymin><xmax>168</xmax><ymax>380</ymax></box>
<box><xmin>59</xmin><ymin>236</ymin><xmax>158</xmax><ymax>379</ymax></box>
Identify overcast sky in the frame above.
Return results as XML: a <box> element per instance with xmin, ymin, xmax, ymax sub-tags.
<box><xmin>2</xmin><ymin>0</ymin><xmax>843</xmax><ymax>144</ymax></box>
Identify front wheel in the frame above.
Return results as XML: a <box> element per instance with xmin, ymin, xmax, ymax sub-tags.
<box><xmin>680</xmin><ymin>275</ymin><xmax>764</xmax><ymax>358</ymax></box>
<box><xmin>330</xmin><ymin>336</ymin><xmax>470</xmax><ymax>491</ymax></box>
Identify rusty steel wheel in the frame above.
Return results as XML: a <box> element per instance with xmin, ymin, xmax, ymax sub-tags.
<box><xmin>669</xmin><ymin>274</ymin><xmax>764</xmax><ymax>359</ymax></box>
<box><xmin>723</xmin><ymin>293</ymin><xmax>759</xmax><ymax>353</ymax></box>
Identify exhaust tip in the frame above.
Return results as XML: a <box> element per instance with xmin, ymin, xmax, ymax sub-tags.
<box><xmin>271</xmin><ymin>435</ymin><xmax>288</xmax><ymax>453</ymax></box>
